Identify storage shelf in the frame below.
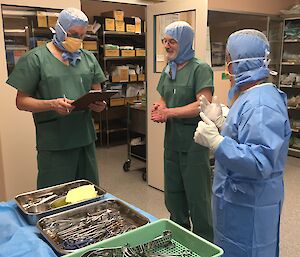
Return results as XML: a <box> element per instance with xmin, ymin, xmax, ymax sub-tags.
<box><xmin>102</xmin><ymin>31</ymin><xmax>145</xmax><ymax>36</ymax></box>
<box><xmin>291</xmin><ymin>128</ymin><xmax>300</xmax><ymax>133</ymax></box>
<box><xmin>281</xmin><ymin>61</ymin><xmax>300</xmax><ymax>65</ymax></box>
<box><xmin>107</xmin><ymin>81</ymin><xmax>144</xmax><ymax>85</ymax></box>
<box><xmin>280</xmin><ymin>84</ymin><xmax>293</xmax><ymax>88</ymax></box>
<box><xmin>284</xmin><ymin>39</ymin><xmax>300</xmax><ymax>43</ymax></box>
<box><xmin>104</xmin><ymin>56</ymin><xmax>145</xmax><ymax>61</ymax></box>
<box><xmin>85</xmin><ymin>34</ymin><xmax>98</xmax><ymax>40</ymax></box>
<box><xmin>288</xmin><ymin>147</ymin><xmax>300</xmax><ymax>158</ymax></box>
<box><xmin>6</xmin><ymin>45</ymin><xmax>28</xmax><ymax>50</ymax></box>
<box><xmin>288</xmin><ymin>106</ymin><xmax>300</xmax><ymax>110</ymax></box>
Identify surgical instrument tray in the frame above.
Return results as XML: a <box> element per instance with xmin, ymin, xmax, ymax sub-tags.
<box><xmin>37</xmin><ymin>198</ymin><xmax>150</xmax><ymax>255</ymax></box>
<box><xmin>15</xmin><ymin>180</ymin><xmax>106</xmax><ymax>225</ymax></box>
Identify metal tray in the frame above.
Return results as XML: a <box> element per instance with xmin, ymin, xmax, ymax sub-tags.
<box><xmin>15</xmin><ymin>180</ymin><xmax>106</xmax><ymax>225</ymax></box>
<box><xmin>37</xmin><ymin>198</ymin><xmax>150</xmax><ymax>255</ymax></box>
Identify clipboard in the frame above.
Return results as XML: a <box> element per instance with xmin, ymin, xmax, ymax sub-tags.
<box><xmin>72</xmin><ymin>90</ymin><xmax>119</xmax><ymax>111</ymax></box>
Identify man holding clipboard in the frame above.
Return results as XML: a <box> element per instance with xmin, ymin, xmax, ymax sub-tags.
<box><xmin>6</xmin><ymin>8</ymin><xmax>108</xmax><ymax>189</ymax></box>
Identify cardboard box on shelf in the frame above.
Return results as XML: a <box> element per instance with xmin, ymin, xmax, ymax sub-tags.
<box><xmin>126</xmin><ymin>24</ymin><xmax>135</xmax><ymax>33</ymax></box>
<box><xmin>130</xmin><ymin>74</ymin><xmax>137</xmax><ymax>82</ymax></box>
<box><xmin>124</xmin><ymin>17</ymin><xmax>135</xmax><ymax>32</ymax></box>
<box><xmin>110</xmin><ymin>97</ymin><xmax>125</xmax><ymax>106</ymax></box>
<box><xmin>138</xmin><ymin>74</ymin><xmax>145</xmax><ymax>81</ymax></box>
<box><xmin>47</xmin><ymin>15</ymin><xmax>58</xmax><ymax>28</ymax></box>
<box><xmin>37</xmin><ymin>11</ymin><xmax>47</xmax><ymax>28</ymax></box>
<box><xmin>36</xmin><ymin>40</ymin><xmax>47</xmax><ymax>47</ymax></box>
<box><xmin>135</xmin><ymin>49</ymin><xmax>146</xmax><ymax>56</ymax></box>
<box><xmin>93</xmin><ymin>16</ymin><xmax>115</xmax><ymax>31</ymax></box>
<box><xmin>112</xmin><ymin>74</ymin><xmax>121</xmax><ymax>82</ymax></box>
<box><xmin>83</xmin><ymin>41</ymin><xmax>97</xmax><ymax>50</ymax></box>
<box><xmin>105</xmin><ymin>18</ymin><xmax>115</xmax><ymax>31</ymax></box>
<box><xmin>104</xmin><ymin>49</ymin><xmax>119</xmax><ymax>57</ymax></box>
<box><xmin>121</xmin><ymin>50</ymin><xmax>135</xmax><ymax>57</ymax></box>
<box><xmin>101</xmin><ymin>10</ymin><xmax>124</xmax><ymax>21</ymax></box>
<box><xmin>119</xmin><ymin>68</ymin><xmax>129</xmax><ymax>82</ymax></box>
<box><xmin>115</xmin><ymin>21</ymin><xmax>125</xmax><ymax>32</ymax></box>
<box><xmin>133</xmin><ymin>17</ymin><xmax>142</xmax><ymax>33</ymax></box>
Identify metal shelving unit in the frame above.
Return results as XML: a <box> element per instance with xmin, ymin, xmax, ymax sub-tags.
<box><xmin>95</xmin><ymin>29</ymin><xmax>146</xmax><ymax>146</ymax></box>
<box><xmin>279</xmin><ymin>15</ymin><xmax>300</xmax><ymax>158</ymax></box>
<box><xmin>2</xmin><ymin>6</ymin><xmax>60</xmax><ymax>75</ymax></box>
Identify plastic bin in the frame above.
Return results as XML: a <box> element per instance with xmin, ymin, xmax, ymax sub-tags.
<box><xmin>64</xmin><ymin>219</ymin><xmax>223</xmax><ymax>257</ymax></box>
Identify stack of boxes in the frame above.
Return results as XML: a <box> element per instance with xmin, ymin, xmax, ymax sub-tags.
<box><xmin>93</xmin><ymin>10</ymin><xmax>146</xmax><ymax>58</ymax></box>
<box><xmin>92</xmin><ymin>10</ymin><xmax>146</xmax><ymax>83</ymax></box>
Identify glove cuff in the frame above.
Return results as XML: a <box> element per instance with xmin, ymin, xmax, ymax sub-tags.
<box><xmin>211</xmin><ymin>135</ymin><xmax>224</xmax><ymax>152</ymax></box>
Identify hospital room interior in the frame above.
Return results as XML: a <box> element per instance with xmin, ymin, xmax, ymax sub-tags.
<box><xmin>0</xmin><ymin>0</ymin><xmax>300</xmax><ymax>257</ymax></box>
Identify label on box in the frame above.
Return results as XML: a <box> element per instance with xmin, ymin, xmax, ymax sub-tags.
<box><xmin>126</xmin><ymin>24</ymin><xmax>135</xmax><ymax>33</ymax></box>
<box><xmin>115</xmin><ymin>21</ymin><xmax>125</xmax><ymax>32</ymax></box>
<box><xmin>105</xmin><ymin>18</ymin><xmax>115</xmax><ymax>31</ymax></box>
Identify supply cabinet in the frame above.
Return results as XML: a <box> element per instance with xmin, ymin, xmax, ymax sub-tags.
<box><xmin>279</xmin><ymin>15</ymin><xmax>300</xmax><ymax>158</ymax></box>
<box><xmin>93</xmin><ymin>12</ymin><xmax>146</xmax><ymax>146</ymax></box>
<box><xmin>3</xmin><ymin>6</ymin><xmax>60</xmax><ymax>75</ymax></box>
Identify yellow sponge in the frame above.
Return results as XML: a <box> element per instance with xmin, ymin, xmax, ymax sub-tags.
<box><xmin>66</xmin><ymin>185</ymin><xmax>97</xmax><ymax>203</ymax></box>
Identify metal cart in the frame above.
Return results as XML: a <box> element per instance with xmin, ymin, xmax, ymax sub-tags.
<box><xmin>123</xmin><ymin>104</ymin><xmax>147</xmax><ymax>181</ymax></box>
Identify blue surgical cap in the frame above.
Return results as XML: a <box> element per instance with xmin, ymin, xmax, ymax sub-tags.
<box><xmin>164</xmin><ymin>21</ymin><xmax>195</xmax><ymax>80</ymax></box>
<box><xmin>226</xmin><ymin>29</ymin><xmax>270</xmax><ymax>101</ymax></box>
<box><xmin>54</xmin><ymin>8</ymin><xmax>88</xmax><ymax>43</ymax></box>
<box><xmin>52</xmin><ymin>8</ymin><xmax>88</xmax><ymax>65</ymax></box>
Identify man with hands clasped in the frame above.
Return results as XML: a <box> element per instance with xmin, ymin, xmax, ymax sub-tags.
<box><xmin>151</xmin><ymin>21</ymin><xmax>214</xmax><ymax>241</ymax></box>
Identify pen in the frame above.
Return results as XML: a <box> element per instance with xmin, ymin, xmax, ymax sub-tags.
<box><xmin>63</xmin><ymin>94</ymin><xmax>70</xmax><ymax>113</ymax></box>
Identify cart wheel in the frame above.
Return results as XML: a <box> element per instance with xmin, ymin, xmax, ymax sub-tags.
<box><xmin>123</xmin><ymin>160</ymin><xmax>131</xmax><ymax>172</ymax></box>
<box><xmin>142</xmin><ymin>172</ymin><xmax>147</xmax><ymax>181</ymax></box>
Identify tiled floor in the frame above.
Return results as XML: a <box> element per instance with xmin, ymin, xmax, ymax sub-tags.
<box><xmin>96</xmin><ymin>145</ymin><xmax>300</xmax><ymax>257</ymax></box>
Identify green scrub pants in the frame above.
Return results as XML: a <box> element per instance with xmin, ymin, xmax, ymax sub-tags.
<box><xmin>164</xmin><ymin>148</ymin><xmax>213</xmax><ymax>241</ymax></box>
<box><xmin>37</xmin><ymin>143</ymin><xmax>99</xmax><ymax>189</ymax></box>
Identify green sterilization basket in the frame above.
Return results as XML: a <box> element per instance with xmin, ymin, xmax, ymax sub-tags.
<box><xmin>64</xmin><ymin>219</ymin><xmax>223</xmax><ymax>257</ymax></box>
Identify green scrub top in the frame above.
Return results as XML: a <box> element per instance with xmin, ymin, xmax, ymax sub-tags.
<box><xmin>157</xmin><ymin>58</ymin><xmax>214</xmax><ymax>152</ymax></box>
<box><xmin>6</xmin><ymin>45</ymin><xmax>106</xmax><ymax>151</ymax></box>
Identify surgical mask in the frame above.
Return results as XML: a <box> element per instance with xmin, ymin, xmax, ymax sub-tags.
<box><xmin>58</xmin><ymin>22</ymin><xmax>83</xmax><ymax>53</ymax></box>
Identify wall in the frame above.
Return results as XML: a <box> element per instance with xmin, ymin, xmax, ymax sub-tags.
<box><xmin>207</xmin><ymin>0</ymin><xmax>297</xmax><ymax>105</ymax></box>
<box><xmin>0</xmin><ymin>0</ymin><xmax>81</xmax><ymax>201</ymax></box>
<box><xmin>208</xmin><ymin>0</ymin><xmax>295</xmax><ymax>15</ymax></box>
<box><xmin>81</xmin><ymin>0</ymin><xmax>145</xmax><ymax>22</ymax></box>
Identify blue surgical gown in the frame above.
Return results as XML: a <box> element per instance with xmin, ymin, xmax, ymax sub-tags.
<box><xmin>213</xmin><ymin>83</ymin><xmax>291</xmax><ymax>257</ymax></box>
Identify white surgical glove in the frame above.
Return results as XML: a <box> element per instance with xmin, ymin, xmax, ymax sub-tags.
<box><xmin>199</xmin><ymin>95</ymin><xmax>228</xmax><ymax>131</ymax></box>
<box><xmin>194</xmin><ymin>112</ymin><xmax>224</xmax><ymax>152</ymax></box>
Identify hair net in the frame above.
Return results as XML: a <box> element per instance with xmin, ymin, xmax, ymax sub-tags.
<box><xmin>52</xmin><ymin>8</ymin><xmax>88</xmax><ymax>65</ymax></box>
<box><xmin>226</xmin><ymin>29</ymin><xmax>270</xmax><ymax>101</ymax></box>
<box><xmin>164</xmin><ymin>21</ymin><xmax>195</xmax><ymax>80</ymax></box>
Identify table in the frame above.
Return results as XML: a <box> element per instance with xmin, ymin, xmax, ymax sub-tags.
<box><xmin>0</xmin><ymin>193</ymin><xmax>157</xmax><ymax>257</ymax></box>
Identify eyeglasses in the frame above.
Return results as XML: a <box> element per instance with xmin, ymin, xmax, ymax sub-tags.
<box><xmin>161</xmin><ymin>38</ymin><xmax>177</xmax><ymax>46</ymax></box>
<box><xmin>67</xmin><ymin>32</ymin><xmax>85</xmax><ymax>39</ymax></box>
